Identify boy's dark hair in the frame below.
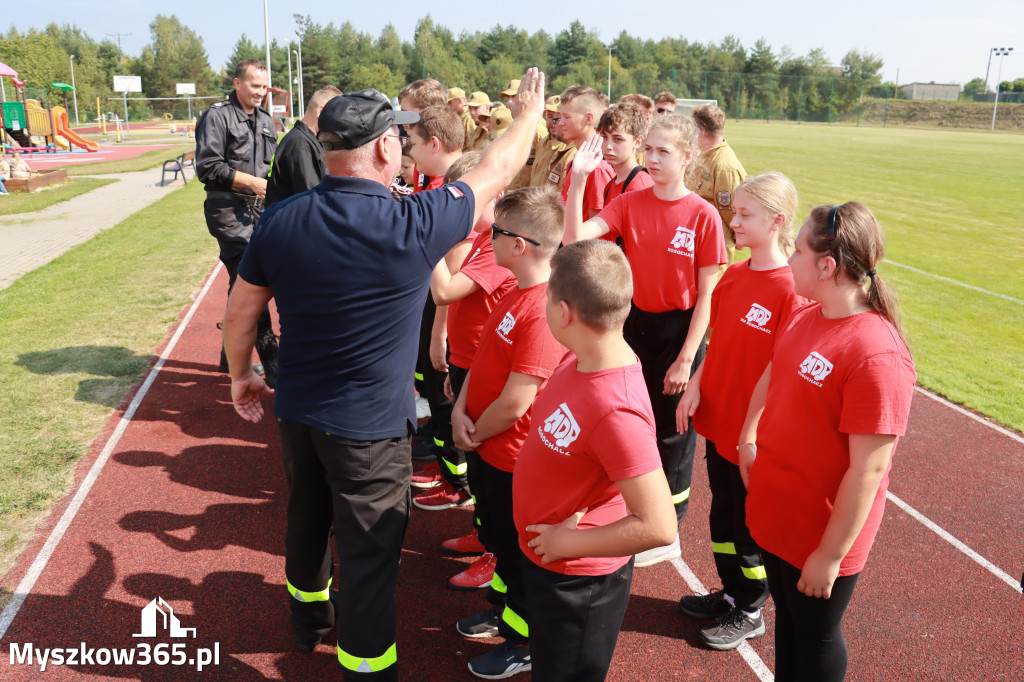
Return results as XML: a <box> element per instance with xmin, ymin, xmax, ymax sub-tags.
<box><xmin>398</xmin><ymin>79</ymin><xmax>447</xmax><ymax>110</ymax></box>
<box><xmin>494</xmin><ymin>186</ymin><xmax>565</xmax><ymax>256</ymax></box>
<box><xmin>444</xmin><ymin>150</ymin><xmax>482</xmax><ymax>183</ymax></box>
<box><xmin>691</xmin><ymin>104</ymin><xmax>726</xmax><ymax>136</ymax></box>
<box><xmin>234</xmin><ymin>59</ymin><xmax>267</xmax><ymax>81</ymax></box>
<box><xmin>596</xmin><ymin>102</ymin><xmax>648</xmax><ymax>139</ymax></box>
<box><xmin>654</xmin><ymin>91</ymin><xmax>677</xmax><ymax>106</ymax></box>
<box><xmin>410</xmin><ymin>105</ymin><xmax>465</xmax><ymax>153</ymax></box>
<box><xmin>560</xmin><ymin>86</ymin><xmax>610</xmax><ymax>116</ymax></box>
<box><xmin>619</xmin><ymin>93</ymin><xmax>654</xmax><ymax>117</ymax></box>
<box><xmin>549</xmin><ymin>240</ymin><xmax>633</xmax><ymax>331</ymax></box>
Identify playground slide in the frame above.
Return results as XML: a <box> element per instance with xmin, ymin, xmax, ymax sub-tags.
<box><xmin>51</xmin><ymin>106</ymin><xmax>99</xmax><ymax>152</ymax></box>
<box><xmin>56</xmin><ymin>127</ymin><xmax>99</xmax><ymax>152</ymax></box>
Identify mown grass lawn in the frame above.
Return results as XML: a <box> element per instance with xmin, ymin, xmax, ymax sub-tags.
<box><xmin>0</xmin><ymin>177</ymin><xmax>117</xmax><ymax>216</ymax></box>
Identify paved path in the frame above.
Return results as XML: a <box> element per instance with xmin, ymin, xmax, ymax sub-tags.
<box><xmin>0</xmin><ymin>169</ymin><xmax>181</xmax><ymax>291</ymax></box>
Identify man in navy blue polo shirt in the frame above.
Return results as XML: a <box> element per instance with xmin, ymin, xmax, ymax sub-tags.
<box><xmin>222</xmin><ymin>69</ymin><xmax>547</xmax><ymax>681</ymax></box>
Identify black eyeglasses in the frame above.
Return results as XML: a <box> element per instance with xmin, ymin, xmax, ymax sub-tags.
<box><xmin>491</xmin><ymin>223</ymin><xmax>540</xmax><ymax>246</ymax></box>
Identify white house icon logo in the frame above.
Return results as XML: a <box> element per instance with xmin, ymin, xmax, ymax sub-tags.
<box><xmin>669</xmin><ymin>226</ymin><xmax>695</xmax><ymax>252</ymax></box>
<box><xmin>743</xmin><ymin>303</ymin><xmax>772</xmax><ymax>327</ymax></box>
<box><xmin>799</xmin><ymin>352</ymin><xmax>834</xmax><ymax>383</ymax></box>
<box><xmin>497</xmin><ymin>312</ymin><xmax>516</xmax><ymax>336</ymax></box>
<box><xmin>543</xmin><ymin>403</ymin><xmax>580</xmax><ymax>449</ymax></box>
<box><xmin>133</xmin><ymin>597</ymin><xmax>196</xmax><ymax>638</ymax></box>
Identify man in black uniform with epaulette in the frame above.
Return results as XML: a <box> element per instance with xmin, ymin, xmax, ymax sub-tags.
<box><xmin>195</xmin><ymin>58</ymin><xmax>280</xmax><ymax>384</ymax></box>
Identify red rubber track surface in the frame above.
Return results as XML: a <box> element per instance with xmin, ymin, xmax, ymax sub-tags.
<box><xmin>1</xmin><ymin>264</ymin><xmax>1021</xmax><ymax>680</ymax></box>
<box><xmin>25</xmin><ymin>145</ymin><xmax>176</xmax><ymax>170</ymax></box>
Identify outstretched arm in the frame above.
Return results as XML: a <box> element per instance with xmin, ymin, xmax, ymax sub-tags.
<box><xmin>562</xmin><ymin>136</ymin><xmax>610</xmax><ymax>244</ymax></box>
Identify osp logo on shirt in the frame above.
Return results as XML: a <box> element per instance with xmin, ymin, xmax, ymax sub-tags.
<box><xmin>799</xmin><ymin>351</ymin><xmax>834</xmax><ymax>386</ymax></box>
<box><xmin>496</xmin><ymin>312</ymin><xmax>516</xmax><ymax>344</ymax></box>
<box><xmin>540</xmin><ymin>402</ymin><xmax>580</xmax><ymax>454</ymax></box>
<box><xmin>667</xmin><ymin>226</ymin><xmax>695</xmax><ymax>257</ymax></box>
<box><xmin>741</xmin><ymin>303</ymin><xmax>773</xmax><ymax>333</ymax></box>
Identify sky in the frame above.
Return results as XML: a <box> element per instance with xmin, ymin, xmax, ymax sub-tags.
<box><xmin>18</xmin><ymin>1</ymin><xmax>1024</xmax><ymax>88</ymax></box>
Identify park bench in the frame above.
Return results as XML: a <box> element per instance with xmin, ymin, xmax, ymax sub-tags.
<box><xmin>160</xmin><ymin>149</ymin><xmax>195</xmax><ymax>186</ymax></box>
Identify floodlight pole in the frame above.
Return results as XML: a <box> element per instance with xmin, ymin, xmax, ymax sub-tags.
<box><xmin>990</xmin><ymin>47</ymin><xmax>1013</xmax><ymax>132</ymax></box>
<box><xmin>606</xmin><ymin>45</ymin><xmax>616</xmax><ymax>99</ymax></box>
<box><xmin>984</xmin><ymin>47</ymin><xmax>995</xmax><ymax>94</ymax></box>
<box><xmin>294</xmin><ymin>14</ymin><xmax>305</xmax><ymax>118</ymax></box>
<box><xmin>287</xmin><ymin>46</ymin><xmax>293</xmax><ymax>118</ymax></box>
<box><xmin>263</xmin><ymin>0</ymin><xmax>272</xmax><ymax>89</ymax></box>
<box><xmin>69</xmin><ymin>54</ymin><xmax>80</xmax><ymax>126</ymax></box>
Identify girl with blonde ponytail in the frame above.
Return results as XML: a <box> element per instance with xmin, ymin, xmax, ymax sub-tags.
<box><xmin>737</xmin><ymin>201</ymin><xmax>916</xmax><ymax>681</ymax></box>
<box><xmin>674</xmin><ymin>171</ymin><xmax>807</xmax><ymax>650</ymax></box>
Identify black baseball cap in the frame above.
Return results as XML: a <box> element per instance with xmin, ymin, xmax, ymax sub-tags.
<box><xmin>318</xmin><ymin>89</ymin><xmax>420</xmax><ymax>150</ymax></box>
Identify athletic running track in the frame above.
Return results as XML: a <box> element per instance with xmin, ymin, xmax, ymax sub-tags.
<box><xmin>1</xmin><ymin>263</ymin><xmax>1021</xmax><ymax>680</ymax></box>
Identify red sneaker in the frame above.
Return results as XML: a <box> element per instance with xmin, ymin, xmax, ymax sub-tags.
<box><xmin>413</xmin><ymin>481</ymin><xmax>472</xmax><ymax>511</ymax></box>
<box><xmin>449</xmin><ymin>553</ymin><xmax>495</xmax><ymax>590</ymax></box>
<box><xmin>411</xmin><ymin>461</ymin><xmax>443</xmax><ymax>489</ymax></box>
<box><xmin>442</xmin><ymin>529</ymin><xmax>485</xmax><ymax>556</ymax></box>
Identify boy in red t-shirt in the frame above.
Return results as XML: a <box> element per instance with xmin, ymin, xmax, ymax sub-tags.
<box><xmin>406</xmin><ymin>107</ymin><xmax>466</xmax><ymax>480</ymax></box>
<box><xmin>515</xmin><ymin>239</ymin><xmax>676</xmax><ymax>681</ymax></box>
<box><xmin>596</xmin><ymin>102</ymin><xmax>653</xmax><ymax>207</ymax></box>
<box><xmin>418</xmin><ymin>151</ymin><xmax>517</xmax><ymax>589</ymax></box>
<box><xmin>451</xmin><ymin>187</ymin><xmax>567</xmax><ymax>679</ymax></box>
<box><xmin>557</xmin><ymin>86</ymin><xmax>614</xmax><ymax>218</ymax></box>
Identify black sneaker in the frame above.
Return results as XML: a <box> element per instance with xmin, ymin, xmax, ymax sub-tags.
<box><xmin>699</xmin><ymin>607</ymin><xmax>765</xmax><ymax>651</ymax></box>
<box><xmin>294</xmin><ymin>629</ymin><xmax>323</xmax><ymax>652</ymax></box>
<box><xmin>468</xmin><ymin>640</ymin><xmax>531</xmax><ymax>679</ymax></box>
<box><xmin>679</xmin><ymin>587</ymin><xmax>731</xmax><ymax>620</ymax></box>
<box><xmin>456</xmin><ymin>606</ymin><xmax>501</xmax><ymax>639</ymax></box>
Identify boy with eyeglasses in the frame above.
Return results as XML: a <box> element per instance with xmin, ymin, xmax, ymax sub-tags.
<box><xmin>451</xmin><ymin>187</ymin><xmax>567</xmax><ymax>679</ymax></box>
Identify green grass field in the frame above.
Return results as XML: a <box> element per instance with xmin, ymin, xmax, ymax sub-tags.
<box><xmin>728</xmin><ymin>122</ymin><xmax>1024</xmax><ymax>430</ymax></box>
<box><xmin>0</xmin><ymin>177</ymin><xmax>117</xmax><ymax>216</ymax></box>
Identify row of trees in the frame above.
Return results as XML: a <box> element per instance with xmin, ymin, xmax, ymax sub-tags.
<box><xmin>3</xmin><ymin>14</ymin><xmax>1013</xmax><ymax>124</ymax></box>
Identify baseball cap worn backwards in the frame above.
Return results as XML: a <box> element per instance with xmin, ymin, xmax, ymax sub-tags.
<box><xmin>318</xmin><ymin>89</ymin><xmax>420</xmax><ymax>150</ymax></box>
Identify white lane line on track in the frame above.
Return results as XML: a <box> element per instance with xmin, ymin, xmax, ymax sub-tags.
<box><xmin>886</xmin><ymin>492</ymin><xmax>1020</xmax><ymax>591</ymax></box>
<box><xmin>885</xmin><ymin>260</ymin><xmax>1024</xmax><ymax>306</ymax></box>
<box><xmin>0</xmin><ymin>262</ymin><xmax>223</xmax><ymax>642</ymax></box>
<box><xmin>914</xmin><ymin>386</ymin><xmax>1024</xmax><ymax>446</ymax></box>
<box><xmin>671</xmin><ymin>557</ymin><xmax>774</xmax><ymax>681</ymax></box>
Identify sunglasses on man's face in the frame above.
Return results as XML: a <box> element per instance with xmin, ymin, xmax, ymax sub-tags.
<box><xmin>491</xmin><ymin>223</ymin><xmax>540</xmax><ymax>246</ymax></box>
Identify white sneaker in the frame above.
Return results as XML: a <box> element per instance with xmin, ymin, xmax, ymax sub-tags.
<box><xmin>634</xmin><ymin>534</ymin><xmax>681</xmax><ymax>568</ymax></box>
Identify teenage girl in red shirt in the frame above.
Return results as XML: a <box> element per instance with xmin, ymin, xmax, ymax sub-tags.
<box><xmin>674</xmin><ymin>171</ymin><xmax>806</xmax><ymax>650</ymax></box>
<box><xmin>564</xmin><ymin>116</ymin><xmax>727</xmax><ymax>566</ymax></box>
<box><xmin>738</xmin><ymin>202</ymin><xmax>916</xmax><ymax>681</ymax></box>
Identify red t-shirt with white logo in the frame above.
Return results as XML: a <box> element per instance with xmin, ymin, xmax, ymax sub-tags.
<box><xmin>598</xmin><ymin>189</ymin><xmax>726</xmax><ymax>312</ymax></box>
<box><xmin>465</xmin><ymin>283</ymin><xmax>567</xmax><ymax>472</ymax></box>
<box><xmin>561</xmin><ymin>159</ymin><xmax>616</xmax><ymax>216</ymax></box>
<box><xmin>746</xmin><ymin>304</ymin><xmax>916</xmax><ymax>575</ymax></box>
<box><xmin>447</xmin><ymin>230</ymin><xmax>517</xmax><ymax>369</ymax></box>
<box><xmin>603</xmin><ymin>167</ymin><xmax>654</xmax><ymax>206</ymax></box>
<box><xmin>693</xmin><ymin>260</ymin><xmax>806</xmax><ymax>462</ymax></box>
<box><xmin>514</xmin><ymin>355</ymin><xmax>662</xmax><ymax>575</ymax></box>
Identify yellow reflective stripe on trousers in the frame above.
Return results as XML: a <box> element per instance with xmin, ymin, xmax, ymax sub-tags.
<box><xmin>742</xmin><ymin>565</ymin><xmax>767</xmax><ymax>580</ymax></box>
<box><xmin>501</xmin><ymin>606</ymin><xmax>529</xmax><ymax>638</ymax></box>
<box><xmin>712</xmin><ymin>541</ymin><xmax>737</xmax><ymax>555</ymax></box>
<box><xmin>286</xmin><ymin>578</ymin><xmax>330</xmax><ymax>603</ymax></box>
<box><xmin>443</xmin><ymin>458</ymin><xmax>468</xmax><ymax>476</ymax></box>
<box><xmin>491</xmin><ymin>571</ymin><xmax>507</xmax><ymax>594</ymax></box>
<box><xmin>671</xmin><ymin>487</ymin><xmax>691</xmax><ymax>504</ymax></box>
<box><xmin>414</xmin><ymin>372</ymin><xmax>424</xmax><ymax>381</ymax></box>
<box><xmin>433</xmin><ymin>436</ymin><xmax>445</xmax><ymax>448</ymax></box>
<box><xmin>337</xmin><ymin>642</ymin><xmax>397</xmax><ymax>673</ymax></box>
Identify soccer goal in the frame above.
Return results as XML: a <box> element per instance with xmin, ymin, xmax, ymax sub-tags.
<box><xmin>674</xmin><ymin>99</ymin><xmax>718</xmax><ymax>116</ymax></box>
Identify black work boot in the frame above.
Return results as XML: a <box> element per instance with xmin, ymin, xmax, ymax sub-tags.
<box><xmin>254</xmin><ymin>330</ymin><xmax>279</xmax><ymax>388</ymax></box>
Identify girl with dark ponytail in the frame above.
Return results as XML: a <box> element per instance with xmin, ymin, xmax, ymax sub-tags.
<box><xmin>736</xmin><ymin>202</ymin><xmax>917</xmax><ymax>681</ymax></box>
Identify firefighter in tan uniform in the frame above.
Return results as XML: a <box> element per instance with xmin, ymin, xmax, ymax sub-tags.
<box><xmin>530</xmin><ymin>95</ymin><xmax>576</xmax><ymax>193</ymax></box>
<box><xmin>465</xmin><ymin>92</ymin><xmax>491</xmax><ymax>151</ymax></box>
<box><xmin>447</xmin><ymin>87</ymin><xmax>478</xmax><ymax>151</ymax></box>
<box><xmin>497</xmin><ymin>79</ymin><xmax>549</xmax><ymax>190</ymax></box>
<box><xmin>690</xmin><ymin>104</ymin><xmax>746</xmax><ymax>267</ymax></box>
